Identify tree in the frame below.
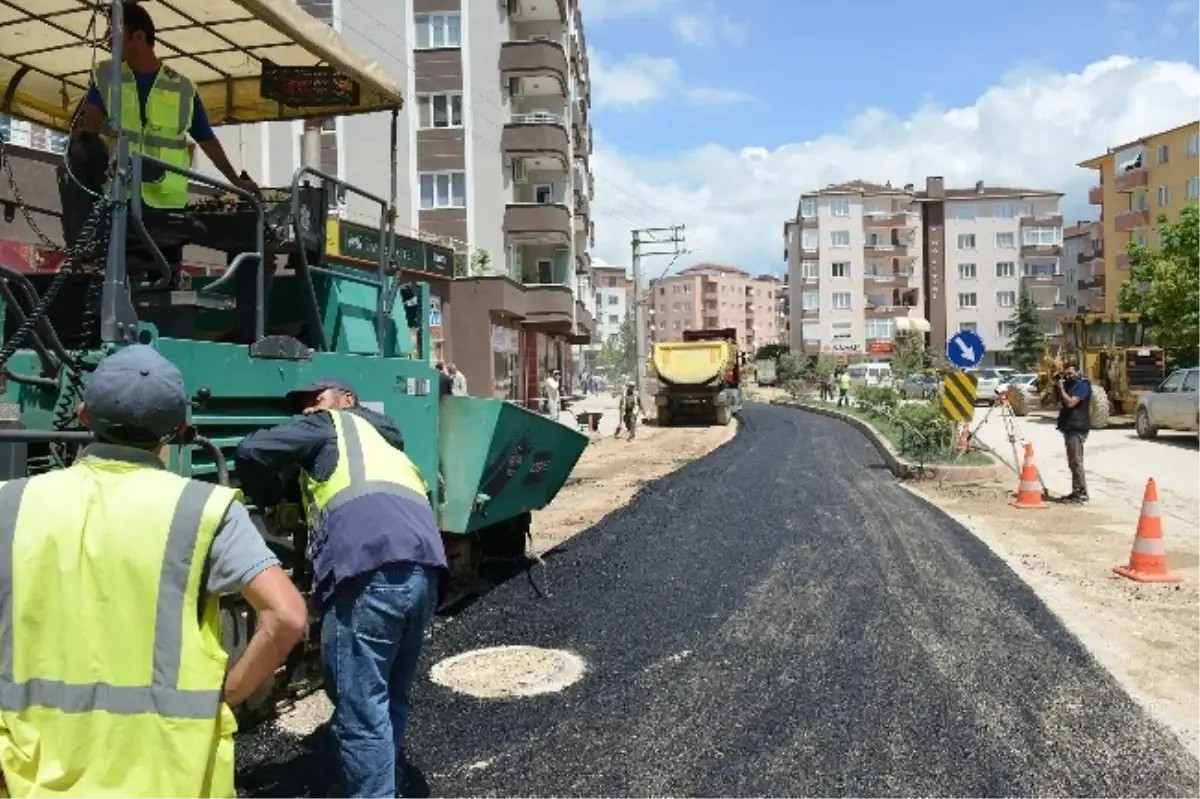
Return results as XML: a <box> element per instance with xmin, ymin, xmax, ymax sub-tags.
<box><xmin>890</xmin><ymin>330</ymin><xmax>925</xmax><ymax>377</ymax></box>
<box><xmin>1118</xmin><ymin>202</ymin><xmax>1199</xmax><ymax>368</ymax></box>
<box><xmin>597</xmin><ymin>317</ymin><xmax>636</xmax><ymax>379</ymax></box>
<box><xmin>1007</xmin><ymin>289</ymin><xmax>1045</xmax><ymax>370</ymax></box>
<box><xmin>754</xmin><ymin>343</ymin><xmax>789</xmax><ymax>361</ymax></box>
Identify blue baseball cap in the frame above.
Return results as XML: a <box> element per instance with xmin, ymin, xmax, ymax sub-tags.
<box><xmin>83</xmin><ymin>345</ymin><xmax>188</xmax><ymax>444</ymax></box>
<box><xmin>285</xmin><ymin>378</ymin><xmax>356</xmax><ymax>412</ymax></box>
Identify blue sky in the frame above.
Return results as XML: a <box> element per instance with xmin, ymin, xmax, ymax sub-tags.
<box><xmin>579</xmin><ymin>0</ymin><xmax>1200</xmax><ymax>270</ymax></box>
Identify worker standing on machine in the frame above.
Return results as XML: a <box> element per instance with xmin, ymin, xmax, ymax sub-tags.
<box><xmin>235</xmin><ymin>379</ymin><xmax>447</xmax><ymax>799</ymax></box>
<box><xmin>0</xmin><ymin>345</ymin><xmax>307</xmax><ymax>798</ymax></box>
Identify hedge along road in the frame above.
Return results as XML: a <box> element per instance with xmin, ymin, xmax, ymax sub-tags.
<box><xmin>237</xmin><ymin>403</ymin><xmax>1199</xmax><ymax>798</ymax></box>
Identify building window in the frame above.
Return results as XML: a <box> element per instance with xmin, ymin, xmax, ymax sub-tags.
<box><xmin>1157</xmin><ymin>144</ymin><xmax>1169</xmax><ymax>164</ymax></box>
<box><xmin>1132</xmin><ymin>190</ymin><xmax>1149</xmax><ymax>211</ymax></box>
<box><xmin>607</xmin><ymin>315</ymin><xmax>619</xmax><ymax>325</ymax></box>
<box><xmin>1133</xmin><ymin>229</ymin><xmax>1149</xmax><ymax>246</ymax></box>
<box><xmin>995</xmin><ymin>261</ymin><xmax>1016</xmax><ymax>278</ymax></box>
<box><xmin>1187</xmin><ymin>133</ymin><xmax>1199</xmax><ymax>157</ymax></box>
<box><xmin>607</xmin><ymin>295</ymin><xmax>620</xmax><ymax>305</ymax></box>
<box><xmin>996</xmin><ymin>290</ymin><xmax>1016</xmax><ymax>308</ymax></box>
<box><xmin>865</xmin><ymin>318</ymin><xmax>894</xmax><ymax>339</ymax></box>
<box><xmin>800</xmin><ymin>198</ymin><xmax>817</xmax><ymax>217</ymax></box>
<box><xmin>418</xmin><ymin>171</ymin><xmax>466</xmax><ymax>209</ymax></box>
<box><xmin>1187</xmin><ymin>177</ymin><xmax>1200</xmax><ymax>200</ymax></box>
<box><xmin>993</xmin><ymin>203</ymin><xmax>1016</xmax><ymax>219</ymax></box>
<box><xmin>1022</xmin><ymin>227</ymin><xmax>1060</xmax><ymax>246</ymax></box>
<box><xmin>801</xmin><ymin>260</ymin><xmax>819</xmax><ymax>279</ymax></box>
<box><xmin>832</xmin><ymin>292</ymin><xmax>852</xmax><ymax>310</ymax></box>
<box><xmin>830</xmin><ymin>261</ymin><xmax>851</xmax><ymax>278</ymax></box>
<box><xmin>958</xmin><ymin>292</ymin><xmax>977</xmax><ymax>308</ymax></box>
<box><xmin>957</xmin><ymin>263</ymin><xmax>977</xmax><ymax>280</ymax></box>
<box><xmin>1157</xmin><ymin>186</ymin><xmax>1170</xmax><ymax>207</ymax></box>
<box><xmin>830</xmin><ymin>199</ymin><xmax>851</xmax><ymax>217</ymax></box>
<box><xmin>997</xmin><ymin>320</ymin><xmax>1017</xmax><ymax>338</ymax></box>
<box><xmin>995</xmin><ymin>232</ymin><xmax>1015</xmax><ymax>249</ymax></box>
<box><xmin>802</xmin><ymin>291</ymin><xmax>819</xmax><ymax>310</ymax></box>
<box><xmin>955</xmin><ymin>204</ymin><xmax>976</xmax><ymax>221</ymax></box>
<box><xmin>415</xmin><ymin>13</ymin><xmax>462</xmax><ymax>48</ymax></box>
<box><xmin>801</xmin><ymin>229</ymin><xmax>819</xmax><ymax>249</ymax></box>
<box><xmin>417</xmin><ymin>94</ymin><xmax>463</xmax><ymax>128</ymax></box>
<box><xmin>957</xmin><ymin>233</ymin><xmax>976</xmax><ymax>250</ymax></box>
<box><xmin>830</xmin><ymin>230</ymin><xmax>850</xmax><ymax>248</ymax></box>
<box><xmin>959</xmin><ymin>322</ymin><xmax>978</xmax><ymax>332</ymax></box>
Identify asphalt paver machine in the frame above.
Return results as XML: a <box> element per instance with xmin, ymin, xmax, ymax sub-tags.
<box><xmin>0</xmin><ymin>0</ymin><xmax>586</xmax><ymax>724</ymax></box>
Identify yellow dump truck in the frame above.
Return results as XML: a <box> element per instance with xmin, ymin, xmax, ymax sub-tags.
<box><xmin>651</xmin><ymin>328</ymin><xmax>743</xmax><ymax>426</ymax></box>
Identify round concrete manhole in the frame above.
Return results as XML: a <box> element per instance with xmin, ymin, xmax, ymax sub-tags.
<box><xmin>429</xmin><ymin>645</ymin><xmax>587</xmax><ymax>699</ymax></box>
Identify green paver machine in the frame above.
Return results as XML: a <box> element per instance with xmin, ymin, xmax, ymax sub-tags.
<box><xmin>0</xmin><ymin>0</ymin><xmax>586</xmax><ymax>723</ymax></box>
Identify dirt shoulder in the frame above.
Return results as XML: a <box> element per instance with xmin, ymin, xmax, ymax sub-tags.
<box><xmin>530</xmin><ymin>419</ymin><xmax>739</xmax><ymax>555</ymax></box>
<box><xmin>910</xmin><ymin>479</ymin><xmax>1200</xmax><ymax>759</ymax></box>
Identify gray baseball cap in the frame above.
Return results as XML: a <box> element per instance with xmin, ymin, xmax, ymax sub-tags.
<box><xmin>83</xmin><ymin>344</ymin><xmax>188</xmax><ymax>444</ymax></box>
<box><xmin>284</xmin><ymin>377</ymin><xmax>356</xmax><ymax>413</ymax></box>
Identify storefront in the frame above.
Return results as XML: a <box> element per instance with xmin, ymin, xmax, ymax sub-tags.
<box><xmin>448</xmin><ymin>275</ymin><xmax>527</xmax><ymax>399</ymax></box>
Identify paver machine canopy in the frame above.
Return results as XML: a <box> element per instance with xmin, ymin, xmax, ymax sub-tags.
<box><xmin>0</xmin><ymin>0</ymin><xmax>586</xmax><ymax>724</ymax></box>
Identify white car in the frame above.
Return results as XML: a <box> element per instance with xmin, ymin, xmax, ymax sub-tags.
<box><xmin>1135</xmin><ymin>367</ymin><xmax>1200</xmax><ymax>438</ymax></box>
<box><xmin>999</xmin><ymin>373</ymin><xmax>1038</xmax><ymax>403</ymax></box>
<box><xmin>965</xmin><ymin>367</ymin><xmax>1016</xmax><ymax>403</ymax></box>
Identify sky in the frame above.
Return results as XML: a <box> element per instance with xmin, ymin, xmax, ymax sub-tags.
<box><xmin>579</xmin><ymin>0</ymin><xmax>1200</xmax><ymax>276</ymax></box>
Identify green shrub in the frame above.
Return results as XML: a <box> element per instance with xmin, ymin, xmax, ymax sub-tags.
<box><xmin>784</xmin><ymin>378</ymin><xmax>812</xmax><ymax>402</ymax></box>
<box><xmin>854</xmin><ymin>386</ymin><xmax>899</xmax><ymax>416</ymax></box>
<box><xmin>892</xmin><ymin>400</ymin><xmax>956</xmax><ymax>462</ymax></box>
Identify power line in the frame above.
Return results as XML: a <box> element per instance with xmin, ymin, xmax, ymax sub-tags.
<box><xmin>630</xmin><ymin>224</ymin><xmax>686</xmax><ymax>406</ymax></box>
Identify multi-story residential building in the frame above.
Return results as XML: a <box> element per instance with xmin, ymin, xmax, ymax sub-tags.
<box><xmin>785</xmin><ymin>178</ymin><xmax>1064</xmax><ymax>366</ymax></box>
<box><xmin>1079</xmin><ymin>120</ymin><xmax>1200</xmax><ymax>315</ymax></box>
<box><xmin>648</xmin><ymin>264</ymin><xmax>783</xmax><ymax>352</ymax></box>
<box><xmin>1062</xmin><ymin>221</ymin><xmax>1104</xmax><ymax>316</ymax></box>
<box><xmin>579</xmin><ymin>260</ymin><xmax>632</xmax><ymax>369</ymax></box>
<box><xmin>784</xmin><ymin>181</ymin><xmax>925</xmax><ymax>360</ymax></box>
<box><xmin>0</xmin><ymin>0</ymin><xmax>598</xmax><ymax>404</ymax></box>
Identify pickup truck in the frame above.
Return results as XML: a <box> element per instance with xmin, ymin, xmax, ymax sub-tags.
<box><xmin>1135</xmin><ymin>366</ymin><xmax>1200</xmax><ymax>438</ymax></box>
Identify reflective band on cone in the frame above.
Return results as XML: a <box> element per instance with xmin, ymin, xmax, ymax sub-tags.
<box><xmin>1114</xmin><ymin>478</ymin><xmax>1180</xmax><ymax>583</ymax></box>
<box><xmin>1012</xmin><ymin>442</ymin><xmax>1047</xmax><ymax>509</ymax></box>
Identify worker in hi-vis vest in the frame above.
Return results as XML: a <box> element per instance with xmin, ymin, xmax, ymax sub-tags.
<box><xmin>0</xmin><ymin>345</ymin><xmax>307</xmax><ymax>798</ymax></box>
<box><xmin>72</xmin><ymin>2</ymin><xmax>258</xmax><ymax>209</ymax></box>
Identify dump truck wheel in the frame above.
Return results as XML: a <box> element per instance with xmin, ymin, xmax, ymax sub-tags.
<box><xmin>715</xmin><ymin>406</ymin><xmax>732</xmax><ymax>426</ymax></box>
<box><xmin>1088</xmin><ymin>384</ymin><xmax>1111</xmax><ymax>430</ymax></box>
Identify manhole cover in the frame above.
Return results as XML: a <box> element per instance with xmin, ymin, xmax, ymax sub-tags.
<box><xmin>429</xmin><ymin>645</ymin><xmax>587</xmax><ymax>699</ymax></box>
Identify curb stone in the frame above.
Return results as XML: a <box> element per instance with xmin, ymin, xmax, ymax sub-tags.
<box><xmin>768</xmin><ymin>398</ymin><xmax>1008</xmax><ymax>484</ymax></box>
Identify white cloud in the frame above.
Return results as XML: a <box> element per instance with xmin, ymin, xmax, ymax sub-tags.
<box><xmin>579</xmin><ymin>0</ymin><xmax>676</xmax><ymax>22</ymax></box>
<box><xmin>590</xmin><ymin>51</ymin><xmax>753</xmax><ymax>109</ymax></box>
<box><xmin>587</xmin><ymin>56</ymin><xmax>1200</xmax><ymax>274</ymax></box>
<box><xmin>671</xmin><ymin>6</ymin><xmax>748</xmax><ymax>47</ymax></box>
<box><xmin>1162</xmin><ymin>0</ymin><xmax>1199</xmax><ymax>36</ymax></box>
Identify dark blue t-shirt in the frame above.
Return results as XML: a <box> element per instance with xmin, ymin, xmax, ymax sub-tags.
<box><xmin>1056</xmin><ymin>377</ymin><xmax>1092</xmax><ymax>432</ymax></box>
<box><xmin>85</xmin><ymin>69</ymin><xmax>215</xmax><ymax>143</ymax></box>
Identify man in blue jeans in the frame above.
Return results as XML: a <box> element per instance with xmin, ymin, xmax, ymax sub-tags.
<box><xmin>236</xmin><ymin>379</ymin><xmax>447</xmax><ymax>797</ymax></box>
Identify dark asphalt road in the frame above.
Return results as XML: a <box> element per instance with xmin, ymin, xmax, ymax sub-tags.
<box><xmin>238</xmin><ymin>402</ymin><xmax>1200</xmax><ymax>797</ymax></box>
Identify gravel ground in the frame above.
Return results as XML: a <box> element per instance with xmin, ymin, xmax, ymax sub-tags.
<box><xmin>236</xmin><ymin>402</ymin><xmax>1200</xmax><ymax>797</ymax></box>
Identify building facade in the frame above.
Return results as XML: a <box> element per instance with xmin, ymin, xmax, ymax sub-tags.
<box><xmin>648</xmin><ymin>264</ymin><xmax>783</xmax><ymax>352</ymax></box>
<box><xmin>786</xmin><ymin>178</ymin><xmax>1064</xmax><ymax>366</ymax></box>
<box><xmin>1062</xmin><ymin>220</ymin><xmax>1104</xmax><ymax>316</ymax></box>
<box><xmin>1079</xmin><ymin>120</ymin><xmax>1200</xmax><ymax>315</ymax></box>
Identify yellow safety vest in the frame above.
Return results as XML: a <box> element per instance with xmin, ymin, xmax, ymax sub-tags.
<box><xmin>302</xmin><ymin>410</ymin><xmax>430</xmax><ymax>521</ymax></box>
<box><xmin>92</xmin><ymin>59</ymin><xmax>195</xmax><ymax>209</ymax></box>
<box><xmin>0</xmin><ymin>458</ymin><xmax>240</xmax><ymax>798</ymax></box>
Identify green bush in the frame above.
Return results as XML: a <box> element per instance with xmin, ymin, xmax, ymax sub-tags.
<box><xmin>784</xmin><ymin>378</ymin><xmax>812</xmax><ymax>402</ymax></box>
<box><xmin>892</xmin><ymin>400</ymin><xmax>956</xmax><ymax>462</ymax></box>
<box><xmin>854</xmin><ymin>386</ymin><xmax>899</xmax><ymax>416</ymax></box>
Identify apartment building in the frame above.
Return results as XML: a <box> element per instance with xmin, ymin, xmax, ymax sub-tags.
<box><xmin>785</xmin><ymin>178</ymin><xmax>1064</xmax><ymax>366</ymax></box>
<box><xmin>1062</xmin><ymin>220</ymin><xmax>1104</xmax><ymax>315</ymax></box>
<box><xmin>784</xmin><ymin>180</ymin><xmax>925</xmax><ymax>359</ymax></box>
<box><xmin>1079</xmin><ymin>120</ymin><xmax>1200</xmax><ymax>315</ymax></box>
<box><xmin>648</xmin><ymin>264</ymin><xmax>783</xmax><ymax>352</ymax></box>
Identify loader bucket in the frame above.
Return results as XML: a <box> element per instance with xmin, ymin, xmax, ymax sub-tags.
<box><xmin>438</xmin><ymin>397</ymin><xmax>588</xmax><ymax>534</ymax></box>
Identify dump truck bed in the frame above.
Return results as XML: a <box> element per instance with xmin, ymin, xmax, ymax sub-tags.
<box><xmin>652</xmin><ymin>339</ymin><xmax>736</xmax><ymax>387</ymax></box>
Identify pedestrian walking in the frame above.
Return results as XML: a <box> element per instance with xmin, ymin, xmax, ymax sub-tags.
<box><xmin>836</xmin><ymin>368</ymin><xmax>851</xmax><ymax>408</ymax></box>
<box><xmin>0</xmin><ymin>345</ymin><xmax>306</xmax><ymax>798</ymax></box>
<box><xmin>615</xmin><ymin>381</ymin><xmax>641</xmax><ymax>441</ymax></box>
<box><xmin>1055</xmin><ymin>360</ymin><xmax>1092</xmax><ymax>504</ymax></box>
<box><xmin>544</xmin><ymin>368</ymin><xmax>562</xmax><ymax>421</ymax></box>
<box><xmin>446</xmin><ymin>363</ymin><xmax>467</xmax><ymax>396</ymax></box>
<box><xmin>235</xmin><ymin>379</ymin><xmax>447</xmax><ymax>798</ymax></box>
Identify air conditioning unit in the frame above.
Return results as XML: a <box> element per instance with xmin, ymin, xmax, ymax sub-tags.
<box><xmin>508</xmin><ymin>77</ymin><xmax>522</xmax><ymax>97</ymax></box>
<box><xmin>511</xmin><ymin>159</ymin><xmax>527</xmax><ymax>183</ymax></box>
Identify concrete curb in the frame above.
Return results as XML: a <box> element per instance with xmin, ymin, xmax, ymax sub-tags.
<box><xmin>768</xmin><ymin>398</ymin><xmax>1008</xmax><ymax>484</ymax></box>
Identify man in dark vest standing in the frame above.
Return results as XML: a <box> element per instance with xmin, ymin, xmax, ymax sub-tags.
<box><xmin>1055</xmin><ymin>360</ymin><xmax>1092</xmax><ymax>504</ymax></box>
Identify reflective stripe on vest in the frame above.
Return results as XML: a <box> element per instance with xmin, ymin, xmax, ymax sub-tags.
<box><xmin>0</xmin><ymin>477</ymin><xmax>229</xmax><ymax>718</ymax></box>
<box><xmin>92</xmin><ymin>59</ymin><xmax>195</xmax><ymax>208</ymax></box>
<box><xmin>303</xmin><ymin>411</ymin><xmax>430</xmax><ymax>521</ymax></box>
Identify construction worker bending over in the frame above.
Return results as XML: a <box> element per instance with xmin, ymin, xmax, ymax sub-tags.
<box><xmin>0</xmin><ymin>345</ymin><xmax>307</xmax><ymax>798</ymax></box>
<box><xmin>616</xmin><ymin>381</ymin><xmax>641</xmax><ymax>441</ymax></box>
<box><xmin>235</xmin><ymin>379</ymin><xmax>448</xmax><ymax>799</ymax></box>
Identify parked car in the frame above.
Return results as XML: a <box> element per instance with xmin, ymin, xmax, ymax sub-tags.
<box><xmin>1135</xmin><ymin>367</ymin><xmax>1200</xmax><ymax>438</ymax></box>
<box><xmin>846</xmin><ymin>362</ymin><xmax>894</xmax><ymax>389</ymax></box>
<box><xmin>965</xmin><ymin>367</ymin><xmax>1017</xmax><ymax>403</ymax></box>
<box><xmin>898</xmin><ymin>373</ymin><xmax>938</xmax><ymax>400</ymax></box>
<box><xmin>998</xmin><ymin>373</ymin><xmax>1038</xmax><ymax>403</ymax></box>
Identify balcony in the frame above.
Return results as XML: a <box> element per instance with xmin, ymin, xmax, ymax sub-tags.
<box><xmin>1020</xmin><ymin>243</ymin><xmax>1062</xmax><ymax>259</ymax></box>
<box><xmin>502</xmin><ymin>113</ymin><xmax>569</xmax><ymax>168</ymax></box>
<box><xmin>1021</xmin><ymin>269</ymin><xmax>1064</xmax><ymax>288</ymax></box>
<box><xmin>524</xmin><ymin>284</ymin><xmax>574</xmax><ymax>333</ymax></box>
<box><xmin>1113</xmin><ymin>209</ymin><xmax>1150</xmax><ymax>232</ymax></box>
<box><xmin>508</xmin><ymin>0</ymin><xmax>566</xmax><ymax>23</ymax></box>
<box><xmin>1116</xmin><ymin>251</ymin><xmax>1131</xmax><ymax>271</ymax></box>
<box><xmin>862</xmin><ymin>211</ymin><xmax>909</xmax><ymax>229</ymax></box>
<box><xmin>864</xmin><ymin>303</ymin><xmax>907</xmax><ymax>318</ymax></box>
<box><xmin>862</xmin><ymin>268</ymin><xmax>912</xmax><ymax>290</ymax></box>
<box><xmin>1114</xmin><ymin>167</ymin><xmax>1148</xmax><ymax>192</ymax></box>
<box><xmin>504</xmin><ymin>203</ymin><xmax>571</xmax><ymax>244</ymax></box>
<box><xmin>571</xmin><ymin>300</ymin><xmax>595</xmax><ymax>344</ymax></box>
<box><xmin>864</xmin><ymin>242</ymin><xmax>910</xmax><ymax>258</ymax></box>
<box><xmin>500</xmin><ymin>39</ymin><xmax>568</xmax><ymax>96</ymax></box>
<box><xmin>1077</xmin><ymin>274</ymin><xmax>1106</xmax><ymax>291</ymax></box>
<box><xmin>575</xmin><ymin>251</ymin><xmax>591</xmax><ymax>275</ymax></box>
<box><xmin>800</xmin><ymin>216</ymin><xmax>819</xmax><ymax>228</ymax></box>
<box><xmin>574</xmin><ymin>190</ymin><xmax>589</xmax><ymax>230</ymax></box>
<box><xmin>1088</xmin><ymin>185</ymin><xmax>1104</xmax><ymax>205</ymax></box>
<box><xmin>1077</xmin><ymin>244</ymin><xmax>1103</xmax><ymax>264</ymax></box>
<box><xmin>1019</xmin><ymin>213</ymin><xmax>1064</xmax><ymax>228</ymax></box>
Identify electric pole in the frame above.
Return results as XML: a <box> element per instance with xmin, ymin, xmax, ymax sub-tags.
<box><xmin>630</xmin><ymin>225</ymin><xmax>687</xmax><ymax>408</ymax></box>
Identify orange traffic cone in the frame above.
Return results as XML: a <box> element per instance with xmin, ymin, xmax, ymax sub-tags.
<box><xmin>954</xmin><ymin>423</ymin><xmax>971</xmax><ymax>452</ymax></box>
<box><xmin>1114</xmin><ymin>478</ymin><xmax>1180</xmax><ymax>583</ymax></box>
<box><xmin>1013</xmin><ymin>442</ymin><xmax>1048</xmax><ymax>509</ymax></box>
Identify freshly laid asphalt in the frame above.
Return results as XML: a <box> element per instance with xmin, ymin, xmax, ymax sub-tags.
<box><xmin>238</xmin><ymin>402</ymin><xmax>1200</xmax><ymax>798</ymax></box>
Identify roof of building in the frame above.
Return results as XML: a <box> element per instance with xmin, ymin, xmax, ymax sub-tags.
<box><xmin>1078</xmin><ymin>119</ymin><xmax>1200</xmax><ymax>168</ymax></box>
<box><xmin>801</xmin><ymin>179</ymin><xmax>914</xmax><ymax>198</ymax></box>
<box><xmin>676</xmin><ymin>263</ymin><xmax>752</xmax><ymax>277</ymax></box>
<box><xmin>1064</xmin><ymin>220</ymin><xmax>1102</xmax><ymax>238</ymax></box>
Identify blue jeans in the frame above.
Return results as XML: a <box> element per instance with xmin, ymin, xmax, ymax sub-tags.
<box><xmin>322</xmin><ymin>563</ymin><xmax>438</xmax><ymax>798</ymax></box>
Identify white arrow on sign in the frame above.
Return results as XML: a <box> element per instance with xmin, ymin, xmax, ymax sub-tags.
<box><xmin>955</xmin><ymin>337</ymin><xmax>976</xmax><ymax>363</ymax></box>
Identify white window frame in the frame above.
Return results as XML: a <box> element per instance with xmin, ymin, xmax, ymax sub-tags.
<box><xmin>1187</xmin><ymin>133</ymin><xmax>1199</xmax><ymax>157</ymax></box>
<box><xmin>997</xmin><ymin>320</ymin><xmax>1016</xmax><ymax>338</ymax></box>
<box><xmin>800</xmin><ymin>198</ymin><xmax>817</xmax><ymax>218</ymax></box>
<box><xmin>1157</xmin><ymin>186</ymin><xmax>1170</xmax><ymax>207</ymax></box>
<box><xmin>995</xmin><ymin>231</ymin><xmax>1015</xmax><ymax>249</ymax></box>
<box><xmin>832</xmin><ymin>292</ymin><xmax>852</xmax><ymax>310</ymax></box>
<box><xmin>533</xmin><ymin>183</ymin><xmax>554</xmax><ymax>204</ymax></box>
<box><xmin>1022</xmin><ymin>227</ymin><xmax>1060</xmax><ymax>246</ymax></box>
<box><xmin>829</xmin><ymin>199</ymin><xmax>851</xmax><ymax>217</ymax></box>
<box><xmin>801</xmin><ymin>291</ymin><xmax>820</xmax><ymax>310</ymax></box>
<box><xmin>1157</xmin><ymin>144</ymin><xmax>1169</xmax><ymax>164</ymax></box>
<box><xmin>995</xmin><ymin>261</ymin><xmax>1016</xmax><ymax>278</ymax></box>
<box><xmin>415</xmin><ymin>12</ymin><xmax>462</xmax><ymax>48</ymax></box>
<box><xmin>830</xmin><ymin>261</ymin><xmax>851</xmax><ymax>279</ymax></box>
<box><xmin>996</xmin><ymin>290</ymin><xmax>1016</xmax><ymax>308</ymax></box>
<box><xmin>801</xmin><ymin>229</ymin><xmax>819</xmax><ymax>250</ymax></box>
<box><xmin>417</xmin><ymin>93</ymin><xmax>463</xmax><ymax>129</ymax></box>
<box><xmin>830</xmin><ymin>230</ymin><xmax>851</xmax><ymax>248</ymax></box>
<box><xmin>1187</xmin><ymin>177</ymin><xmax>1200</xmax><ymax>200</ymax></box>
<box><xmin>418</xmin><ymin>171</ymin><xmax>466</xmax><ymax>209</ymax></box>
<box><xmin>801</xmin><ymin>260</ymin><xmax>820</xmax><ymax>279</ymax></box>
<box><xmin>959</xmin><ymin>322</ymin><xmax>978</xmax><ymax>333</ymax></box>
<box><xmin>957</xmin><ymin>233</ymin><xmax>976</xmax><ymax>250</ymax></box>
<box><xmin>958</xmin><ymin>292</ymin><xmax>978</xmax><ymax>309</ymax></box>
<box><xmin>993</xmin><ymin>203</ymin><xmax>1016</xmax><ymax>219</ymax></box>
<box><xmin>957</xmin><ymin>262</ymin><xmax>977</xmax><ymax>280</ymax></box>
<box><xmin>955</xmin><ymin>204</ymin><xmax>977</xmax><ymax>221</ymax></box>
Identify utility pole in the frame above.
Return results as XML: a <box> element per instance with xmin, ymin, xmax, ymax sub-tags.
<box><xmin>630</xmin><ymin>225</ymin><xmax>687</xmax><ymax>409</ymax></box>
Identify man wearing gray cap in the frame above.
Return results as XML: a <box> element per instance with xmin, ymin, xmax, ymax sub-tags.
<box><xmin>0</xmin><ymin>345</ymin><xmax>307</xmax><ymax>798</ymax></box>
<box><xmin>235</xmin><ymin>377</ymin><xmax>447</xmax><ymax>799</ymax></box>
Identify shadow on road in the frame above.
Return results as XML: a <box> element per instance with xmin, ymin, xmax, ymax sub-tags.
<box><xmin>1129</xmin><ymin>431</ymin><xmax>1200</xmax><ymax>450</ymax></box>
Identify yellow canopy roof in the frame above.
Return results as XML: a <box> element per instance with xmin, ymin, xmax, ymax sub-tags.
<box><xmin>0</xmin><ymin>0</ymin><xmax>405</xmax><ymax>133</ymax></box>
